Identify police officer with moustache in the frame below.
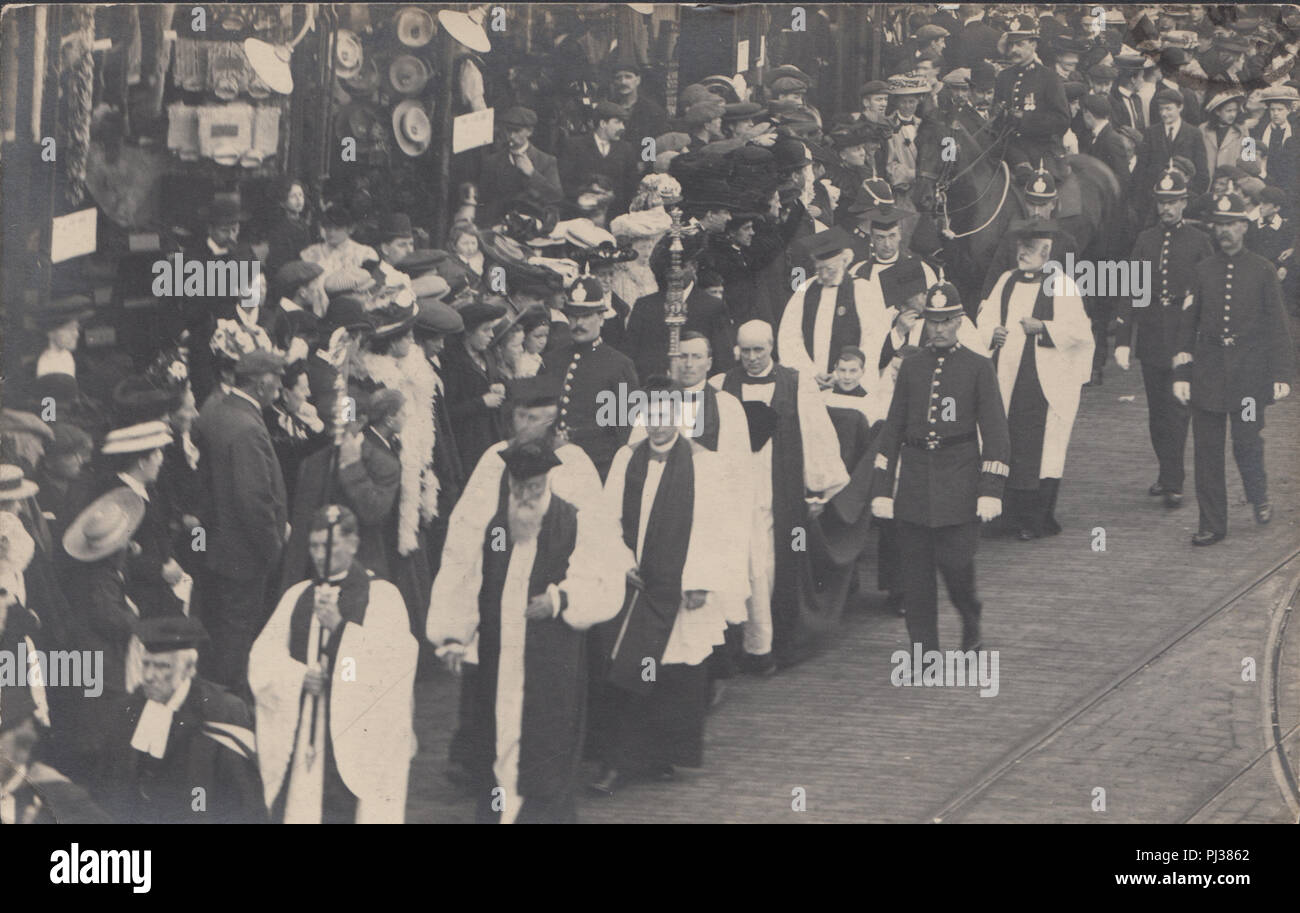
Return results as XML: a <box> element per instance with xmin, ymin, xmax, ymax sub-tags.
<box><xmin>1174</xmin><ymin>193</ymin><xmax>1296</xmax><ymax>546</ymax></box>
<box><xmin>992</xmin><ymin>16</ymin><xmax>1071</xmax><ymax>180</ymax></box>
<box><xmin>1113</xmin><ymin>169</ymin><xmax>1214</xmax><ymax>508</ymax></box>
<box><xmin>870</xmin><ymin>284</ymin><xmax>1010</xmax><ymax>654</ymax></box>
<box><xmin>541</xmin><ymin>277</ymin><xmax>639</xmax><ymax>481</ymax></box>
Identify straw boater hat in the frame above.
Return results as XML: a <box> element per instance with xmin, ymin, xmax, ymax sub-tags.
<box><xmin>63</xmin><ymin>487</ymin><xmax>146</xmax><ymax>563</ymax></box>
<box><xmin>0</xmin><ymin>464</ymin><xmax>39</xmax><ymax>502</ymax></box>
<box><xmin>887</xmin><ymin>74</ymin><xmax>930</xmax><ymax>96</ymax></box>
<box><xmin>100</xmin><ymin>420</ymin><xmax>173</xmax><ymax>456</ymax></box>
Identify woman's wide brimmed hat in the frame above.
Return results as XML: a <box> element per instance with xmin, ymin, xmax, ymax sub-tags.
<box><xmin>0</xmin><ymin>464</ymin><xmax>40</xmax><ymax>502</ymax></box>
<box><xmin>62</xmin><ymin>487</ymin><xmax>146</xmax><ymax>563</ymax></box>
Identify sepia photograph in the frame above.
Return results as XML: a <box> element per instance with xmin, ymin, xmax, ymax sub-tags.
<box><xmin>0</xmin><ymin>1</ymin><xmax>1297</xmax><ymax>858</ymax></box>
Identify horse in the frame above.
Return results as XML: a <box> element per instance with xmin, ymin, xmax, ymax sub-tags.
<box><xmin>912</xmin><ymin>112</ymin><xmax>1122</xmax><ymax>310</ymax></box>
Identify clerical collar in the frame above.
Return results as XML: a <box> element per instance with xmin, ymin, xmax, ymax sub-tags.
<box><xmin>117</xmin><ymin>472</ymin><xmax>150</xmax><ymax>502</ymax></box>
<box><xmin>744</xmin><ymin>362</ymin><xmax>776</xmax><ymax>379</ymax></box>
<box><xmin>683</xmin><ymin>379</ymin><xmax>707</xmax><ymax>393</ymax></box>
<box><xmin>317</xmin><ymin>567</ymin><xmax>350</xmax><ymax>583</ymax></box>
<box><xmin>874</xmin><ymin>252</ymin><xmax>899</xmax><ymax>266</ymax></box>
<box><xmin>129</xmin><ymin>676</ymin><xmax>193</xmax><ymax>760</ymax></box>
<box><xmin>1013</xmin><ymin>270</ymin><xmax>1041</xmax><ymax>283</ymax></box>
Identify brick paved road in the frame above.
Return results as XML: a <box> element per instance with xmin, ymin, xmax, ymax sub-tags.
<box><xmin>407</xmin><ymin>348</ymin><xmax>1300</xmax><ymax>824</ymax></box>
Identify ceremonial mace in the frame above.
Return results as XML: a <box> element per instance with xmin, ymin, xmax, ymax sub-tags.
<box><xmin>663</xmin><ymin>206</ymin><xmax>687</xmax><ymax>377</ymax></box>
<box><xmin>303</xmin><ymin>327</ymin><xmax>352</xmax><ymax>768</ymax></box>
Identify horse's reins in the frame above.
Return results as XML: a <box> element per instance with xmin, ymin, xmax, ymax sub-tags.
<box><xmin>919</xmin><ymin>120</ymin><xmax>1016</xmax><ymax>239</ymax></box>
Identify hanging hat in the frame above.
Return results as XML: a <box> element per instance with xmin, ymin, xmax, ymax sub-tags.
<box><xmin>460</xmin><ymin>299</ymin><xmax>508</xmax><ymax>331</ymax></box>
<box><xmin>394</xmin><ymin>6</ymin><xmax>436</xmax><ymax>48</ymax></box>
<box><xmin>438</xmin><ymin>7</ymin><xmax>492</xmax><ymax>54</ymax></box>
<box><xmin>392</xmin><ymin>99</ymin><xmax>432</xmax><ymax>156</ymax></box>
<box><xmin>498</xmin><ymin>106</ymin><xmax>538</xmax><ymax>129</ymax></box>
<box><xmin>62</xmin><ymin>487</ymin><xmax>146</xmax><ymax>563</ymax></box>
<box><xmin>1204</xmin><ymin>90</ymin><xmax>1247</xmax><ymax>114</ymax></box>
<box><xmin>923</xmin><ymin>282</ymin><xmax>963</xmax><ymax>318</ymax></box>
<box><xmin>0</xmin><ymin>465</ymin><xmax>39</xmax><ymax>501</ymax></box>
<box><xmin>100</xmin><ymin>420</ymin><xmax>173</xmax><ymax>456</ymax></box>
<box><xmin>136</xmin><ymin>615</ymin><xmax>209</xmax><ymax>653</ymax></box>
<box><xmin>1152</xmin><ymin>169</ymin><xmax>1189</xmax><ymax>199</ymax></box>
<box><xmin>1204</xmin><ymin>193</ymin><xmax>1250</xmax><ymax>222</ymax></box>
<box><xmin>343</xmin><ymin>58</ymin><xmax>381</xmax><ymax>95</ymax></box>
<box><xmin>334</xmin><ymin>29</ymin><xmax>363</xmax><ymax>79</ymax></box>
<box><xmin>498</xmin><ymin>438</ymin><xmax>561</xmax><ymax>481</ymax></box>
<box><xmin>389</xmin><ymin>55</ymin><xmax>430</xmax><ymax>95</ymax></box>
<box><xmin>414</xmin><ymin>298</ymin><xmax>464</xmax><ymax>335</ymax></box>
<box><xmin>369</xmin><ymin>301</ymin><xmax>418</xmax><ymax>339</ymax></box>
<box><xmin>563</xmin><ymin>277</ymin><xmax>608</xmax><ymax>314</ymax></box>
<box><xmin>1025</xmin><ymin>167</ymin><xmax>1058</xmax><ymax>202</ymax></box>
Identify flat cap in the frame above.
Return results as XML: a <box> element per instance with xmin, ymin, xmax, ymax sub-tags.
<box><xmin>414</xmin><ymin>297</ymin><xmax>464</xmax><ymax>334</ymax></box>
<box><xmin>593</xmin><ymin>100</ymin><xmax>629</xmax><ymax>121</ymax></box>
<box><xmin>498</xmin><ymin>106</ymin><xmax>538</xmax><ymax>128</ymax></box>
<box><xmin>914</xmin><ymin>24</ymin><xmax>949</xmax><ymax>40</ymax></box>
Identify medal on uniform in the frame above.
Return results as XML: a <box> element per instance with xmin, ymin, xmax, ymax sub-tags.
<box><xmin>1023</xmin><ymin>92</ymin><xmax>1036</xmax><ymax>112</ymax></box>
<box><xmin>836</xmin><ymin>306</ymin><xmax>847</xmax><ymax>316</ymax></box>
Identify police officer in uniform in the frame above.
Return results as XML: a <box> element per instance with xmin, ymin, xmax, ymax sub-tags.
<box><xmin>1174</xmin><ymin>193</ymin><xmax>1296</xmax><ymax>546</ymax></box>
<box><xmin>870</xmin><ymin>284</ymin><xmax>1011</xmax><ymax>653</ymax></box>
<box><xmin>992</xmin><ymin>16</ymin><xmax>1071</xmax><ymax>181</ymax></box>
<box><xmin>1114</xmin><ymin>169</ymin><xmax>1214</xmax><ymax>507</ymax></box>
<box><xmin>541</xmin><ymin>277</ymin><xmax>639</xmax><ymax>481</ymax></box>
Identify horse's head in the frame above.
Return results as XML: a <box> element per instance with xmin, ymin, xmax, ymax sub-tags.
<box><xmin>913</xmin><ymin>114</ymin><xmax>954</xmax><ymax>213</ymax></box>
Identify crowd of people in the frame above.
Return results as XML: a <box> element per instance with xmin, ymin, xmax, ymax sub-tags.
<box><xmin>1</xmin><ymin>4</ymin><xmax>1298</xmax><ymax>824</ymax></box>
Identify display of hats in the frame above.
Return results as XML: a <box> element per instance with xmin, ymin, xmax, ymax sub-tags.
<box><xmin>334</xmin><ymin>29</ymin><xmax>363</xmax><ymax>79</ymax></box>
<box><xmin>438</xmin><ymin>7</ymin><xmax>492</xmax><ymax>54</ymax></box>
<box><xmin>343</xmin><ymin>58</ymin><xmax>381</xmax><ymax>95</ymax></box>
<box><xmin>63</xmin><ymin>487</ymin><xmax>146</xmax><ymax>563</ymax></box>
<box><xmin>389</xmin><ymin>55</ymin><xmax>430</xmax><ymax>95</ymax></box>
<box><xmin>392</xmin><ymin>99</ymin><xmax>432</xmax><ymax>156</ymax></box>
<box><xmin>395</xmin><ymin>6</ymin><xmax>436</xmax><ymax>48</ymax></box>
<box><xmin>1204</xmin><ymin>192</ymin><xmax>1250</xmax><ymax>221</ymax></box>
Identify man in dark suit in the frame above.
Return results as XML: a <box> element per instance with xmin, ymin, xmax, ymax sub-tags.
<box><xmin>992</xmin><ymin>17</ymin><xmax>1071</xmax><ymax>176</ymax></box>
<box><xmin>192</xmin><ymin>349</ymin><xmax>288</xmax><ymax>690</ymax></box>
<box><xmin>559</xmin><ymin>101</ymin><xmax>640</xmax><ymax>218</ymax></box>
<box><xmin>1131</xmin><ymin>89</ymin><xmax>1209</xmax><ymax>224</ymax></box>
<box><xmin>179</xmin><ymin>196</ymin><xmax>256</xmax><ymax>406</ymax></box>
<box><xmin>949</xmin><ymin>4</ymin><xmax>1001</xmax><ymax>71</ymax></box>
<box><xmin>624</xmin><ymin>235</ymin><xmax>733</xmax><ymax>380</ymax></box>
<box><xmin>478</xmin><ymin>107</ymin><xmax>564</xmax><ymax>226</ymax></box>
<box><xmin>1079</xmin><ymin>94</ymin><xmax>1131</xmax><ymax>184</ymax></box>
<box><xmin>607</xmin><ymin>58</ymin><xmax>667</xmax><ymax>145</ymax></box>
<box><xmin>1107</xmin><ymin>58</ymin><xmax>1147</xmax><ymax>132</ymax></box>
<box><xmin>1114</xmin><ymin>169</ymin><xmax>1214</xmax><ymax>507</ymax></box>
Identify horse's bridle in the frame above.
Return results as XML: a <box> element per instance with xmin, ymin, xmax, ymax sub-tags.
<box><xmin>917</xmin><ymin>119</ymin><xmax>1016</xmax><ymax>238</ymax></box>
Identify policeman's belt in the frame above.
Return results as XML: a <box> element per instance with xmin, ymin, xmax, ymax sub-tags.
<box><xmin>903</xmin><ymin>430</ymin><xmax>978</xmax><ymax>451</ymax></box>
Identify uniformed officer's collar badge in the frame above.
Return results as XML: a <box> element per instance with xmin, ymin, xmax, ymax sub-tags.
<box><xmin>1217</xmin><ymin>196</ymin><xmax>1232</xmax><ymax>211</ymax></box>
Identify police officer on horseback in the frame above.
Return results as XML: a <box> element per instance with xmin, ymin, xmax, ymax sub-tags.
<box><xmin>991</xmin><ymin>15</ymin><xmax>1071</xmax><ymax>185</ymax></box>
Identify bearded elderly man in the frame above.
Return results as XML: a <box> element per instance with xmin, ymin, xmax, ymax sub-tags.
<box><xmin>778</xmin><ymin>227</ymin><xmax>899</xmax><ymax>391</ymax></box>
<box><xmin>978</xmin><ymin>221</ymin><xmax>1094</xmax><ymax>541</ymax></box>
<box><xmin>96</xmin><ymin>616</ymin><xmax>264</xmax><ymax>823</ymax></box>
<box><xmin>251</xmin><ymin>504</ymin><xmax>417</xmax><ymax>824</ymax></box>
<box><xmin>428</xmin><ymin>439</ymin><xmax>623</xmax><ymax>822</ymax></box>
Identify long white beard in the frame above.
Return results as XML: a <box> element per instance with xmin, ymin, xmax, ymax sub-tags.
<box><xmin>507</xmin><ymin>491</ymin><xmax>548</xmax><ymax>543</ymax></box>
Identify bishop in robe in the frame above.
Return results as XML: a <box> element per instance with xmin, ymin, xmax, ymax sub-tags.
<box><xmin>978</xmin><ymin>221</ymin><xmax>1094</xmax><ymax>540</ymax></box>
<box><xmin>427</xmin><ymin>439</ymin><xmax>624</xmax><ymax>823</ymax></box>
<box><xmin>250</xmin><ymin>504</ymin><xmax>418</xmax><ymax>824</ymax></box>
